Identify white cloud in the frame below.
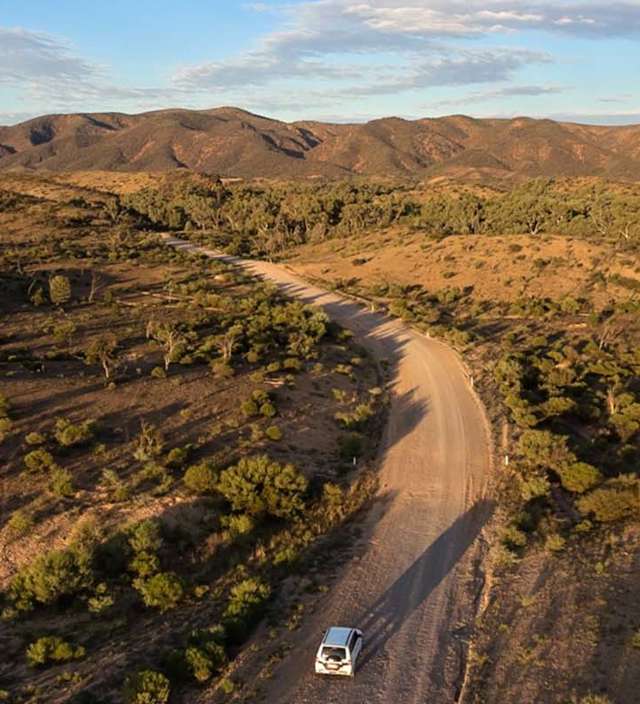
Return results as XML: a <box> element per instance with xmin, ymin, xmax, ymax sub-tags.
<box><xmin>427</xmin><ymin>84</ymin><xmax>566</xmax><ymax>108</ymax></box>
<box><xmin>312</xmin><ymin>1</ymin><xmax>640</xmax><ymax>38</ymax></box>
<box><xmin>0</xmin><ymin>26</ymin><xmax>192</xmax><ymax>109</ymax></box>
<box><xmin>2</xmin><ymin>1</ymin><xmax>639</xmax><ymax>120</ymax></box>
<box><xmin>173</xmin><ymin>0</ymin><xmax>637</xmax><ymax>101</ymax></box>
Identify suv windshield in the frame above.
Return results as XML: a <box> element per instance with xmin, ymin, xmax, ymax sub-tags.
<box><xmin>321</xmin><ymin>646</ymin><xmax>347</xmax><ymax>661</ymax></box>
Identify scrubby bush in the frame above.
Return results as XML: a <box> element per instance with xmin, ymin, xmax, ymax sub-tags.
<box><xmin>241</xmin><ymin>399</ymin><xmax>259</xmax><ymax>417</ymax></box>
<box><xmin>87</xmin><ymin>582</ymin><xmax>114</xmax><ymax>614</ymax></box>
<box><xmin>127</xmin><ymin>519</ymin><xmax>162</xmax><ymax>578</ymax></box>
<box><xmin>100</xmin><ymin>468</ymin><xmax>131</xmax><ymax>502</ymax></box>
<box><xmin>84</xmin><ymin>334</ymin><xmax>119</xmax><ymax>379</ymax></box>
<box><xmin>6</xmin><ymin>509</ymin><xmax>34</xmax><ymax>537</ymax></box>
<box><xmin>183</xmin><ymin>461</ymin><xmax>219</xmax><ymax>495</ymax></box>
<box><xmin>577</xmin><ymin>476</ymin><xmax>640</xmax><ymax>522</ymax></box>
<box><xmin>135</xmin><ymin>572</ymin><xmax>184</xmax><ymax>612</ymax></box>
<box><xmin>23</xmin><ymin>448</ymin><xmax>56</xmax><ymax>473</ymax></box>
<box><xmin>519</xmin><ymin>475</ymin><xmax>551</xmax><ymax>501</ymax></box>
<box><xmin>49</xmin><ymin>275</ymin><xmax>72</xmax><ymax>306</ymax></box>
<box><xmin>339</xmin><ymin>432</ymin><xmax>365</xmax><ymax>460</ymax></box>
<box><xmin>146</xmin><ymin>321</ymin><xmax>186</xmax><ymax>371</ymax></box>
<box><xmin>133</xmin><ymin>422</ymin><xmax>164</xmax><ymax>462</ymax></box>
<box><xmin>0</xmin><ymin>395</ymin><xmax>12</xmax><ymax>442</ymax></box>
<box><xmin>260</xmin><ymin>401</ymin><xmax>277</xmax><ymax>418</ymax></box>
<box><xmin>166</xmin><ymin>445</ymin><xmax>191</xmax><ymax>469</ymax></box>
<box><xmin>0</xmin><ymin>417</ymin><xmax>12</xmax><ymax>442</ymax></box>
<box><xmin>517</xmin><ymin>430</ymin><xmax>572</xmax><ymax>469</ymax></box>
<box><xmin>545</xmin><ymin>534</ymin><xmax>566</xmax><ymax>552</ymax></box>
<box><xmin>54</xmin><ymin>417</ymin><xmax>95</xmax><ymax>447</ymax></box>
<box><xmin>556</xmin><ymin>461</ymin><xmax>602</xmax><ymax>494</ymax></box>
<box><xmin>265</xmin><ymin>425</ymin><xmax>283</xmax><ymax>441</ymax></box>
<box><xmin>221</xmin><ymin>513</ymin><xmax>255</xmax><ymax>538</ymax></box>
<box><xmin>26</xmin><ymin>636</ymin><xmax>85</xmax><ymax>666</ymax></box>
<box><xmin>222</xmin><ymin>578</ymin><xmax>271</xmax><ymax>644</ymax></box>
<box><xmin>184</xmin><ymin>627</ymin><xmax>227</xmax><ymax>682</ymax></box>
<box><xmin>8</xmin><ymin>544</ymin><xmax>94</xmax><ymax>612</ymax></box>
<box><xmin>123</xmin><ymin>670</ymin><xmax>170</xmax><ymax>704</ymax></box>
<box><xmin>0</xmin><ymin>393</ymin><xmax>9</xmax><ymax>417</ymax></box>
<box><xmin>217</xmin><ymin>455</ymin><xmax>307</xmax><ymax>519</ymax></box>
<box><xmin>501</xmin><ymin>525</ymin><xmax>527</xmax><ymax>550</ymax></box>
<box><xmin>335</xmin><ymin>402</ymin><xmax>374</xmax><ymax>430</ymax></box>
<box><xmin>49</xmin><ymin>467</ymin><xmax>75</xmax><ymax>497</ymax></box>
<box><xmin>25</xmin><ymin>431</ymin><xmax>46</xmax><ymax>446</ymax></box>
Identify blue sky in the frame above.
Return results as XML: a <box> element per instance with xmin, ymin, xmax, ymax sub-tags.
<box><xmin>1</xmin><ymin>0</ymin><xmax>639</xmax><ymax>125</ymax></box>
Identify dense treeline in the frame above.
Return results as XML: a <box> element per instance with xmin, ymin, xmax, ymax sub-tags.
<box><xmin>119</xmin><ymin>175</ymin><xmax>640</xmax><ymax>256</ymax></box>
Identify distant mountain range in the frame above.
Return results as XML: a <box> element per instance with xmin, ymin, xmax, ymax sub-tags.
<box><xmin>1</xmin><ymin>106</ymin><xmax>639</xmax><ymax>180</ymax></box>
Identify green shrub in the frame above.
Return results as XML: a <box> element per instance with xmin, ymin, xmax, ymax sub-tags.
<box><xmin>166</xmin><ymin>445</ymin><xmax>191</xmax><ymax>469</ymax></box>
<box><xmin>126</xmin><ymin>519</ymin><xmax>162</xmax><ymax>577</ymax></box>
<box><xmin>210</xmin><ymin>360</ymin><xmax>234</xmax><ymax>378</ymax></box>
<box><xmin>338</xmin><ymin>432</ymin><xmax>364</xmax><ymax>460</ymax></box>
<box><xmin>217</xmin><ymin>455</ymin><xmax>307</xmax><ymax>519</ymax></box>
<box><xmin>26</xmin><ymin>636</ymin><xmax>85</xmax><ymax>666</ymax></box>
<box><xmin>24</xmin><ymin>449</ymin><xmax>56</xmax><ymax>473</ymax></box>
<box><xmin>129</xmin><ymin>519</ymin><xmax>162</xmax><ymax>554</ymax></box>
<box><xmin>545</xmin><ymin>534</ymin><xmax>566</xmax><ymax>552</ymax></box>
<box><xmin>85</xmin><ymin>334</ymin><xmax>119</xmax><ymax>379</ymax></box>
<box><xmin>0</xmin><ymin>393</ymin><xmax>9</xmax><ymax>417</ymax></box>
<box><xmin>100</xmin><ymin>468</ymin><xmax>131</xmax><ymax>502</ymax></box>
<box><xmin>6</xmin><ymin>509</ymin><xmax>34</xmax><ymax>537</ymax></box>
<box><xmin>54</xmin><ymin>418</ymin><xmax>95</xmax><ymax>447</ymax></box>
<box><xmin>519</xmin><ymin>475</ymin><xmax>551</xmax><ymax>501</ymax></box>
<box><xmin>0</xmin><ymin>417</ymin><xmax>12</xmax><ymax>442</ymax></box>
<box><xmin>184</xmin><ymin>647</ymin><xmax>213</xmax><ymax>683</ymax></box>
<box><xmin>49</xmin><ymin>467</ymin><xmax>75</xmax><ymax>497</ymax></box>
<box><xmin>8</xmin><ymin>545</ymin><xmax>94</xmax><ymax>612</ymax></box>
<box><xmin>265</xmin><ymin>425</ymin><xmax>283</xmax><ymax>441</ymax></box>
<box><xmin>283</xmin><ymin>357</ymin><xmax>303</xmax><ymax>371</ymax></box>
<box><xmin>223</xmin><ymin>578</ymin><xmax>271</xmax><ymax>644</ymax></box>
<box><xmin>556</xmin><ymin>462</ymin><xmax>602</xmax><ymax>494</ymax></box>
<box><xmin>221</xmin><ymin>513</ymin><xmax>255</xmax><ymax>538</ymax></box>
<box><xmin>241</xmin><ymin>400</ymin><xmax>259</xmax><ymax>417</ymax></box>
<box><xmin>577</xmin><ymin>476</ymin><xmax>640</xmax><ymax>522</ymax></box>
<box><xmin>259</xmin><ymin>401</ymin><xmax>277</xmax><ymax>418</ymax></box>
<box><xmin>135</xmin><ymin>572</ymin><xmax>183</xmax><ymax>612</ymax></box>
<box><xmin>52</xmin><ymin>319</ymin><xmax>77</xmax><ymax>346</ymax></box>
<box><xmin>49</xmin><ymin>275</ymin><xmax>72</xmax><ymax>306</ymax></box>
<box><xmin>25</xmin><ymin>431</ymin><xmax>46</xmax><ymax>446</ymax></box>
<box><xmin>129</xmin><ymin>551</ymin><xmax>160</xmax><ymax>579</ymax></box>
<box><xmin>502</xmin><ymin>525</ymin><xmax>527</xmax><ymax>550</ymax></box>
<box><xmin>87</xmin><ymin>583</ymin><xmax>114</xmax><ymax>614</ymax></box>
<box><xmin>123</xmin><ymin>670</ymin><xmax>170</xmax><ymax>704</ymax></box>
<box><xmin>184</xmin><ymin>639</ymin><xmax>227</xmax><ymax>683</ymax></box>
<box><xmin>335</xmin><ymin>403</ymin><xmax>373</xmax><ymax>430</ymax></box>
<box><xmin>517</xmin><ymin>430</ymin><xmax>572</xmax><ymax>469</ymax></box>
<box><xmin>183</xmin><ymin>461</ymin><xmax>219</xmax><ymax>495</ymax></box>
<box><xmin>133</xmin><ymin>422</ymin><xmax>164</xmax><ymax>462</ymax></box>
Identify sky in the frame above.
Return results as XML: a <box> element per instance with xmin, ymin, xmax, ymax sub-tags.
<box><xmin>1</xmin><ymin>0</ymin><xmax>639</xmax><ymax>126</ymax></box>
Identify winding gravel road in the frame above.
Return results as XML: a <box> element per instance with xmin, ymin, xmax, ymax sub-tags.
<box><xmin>163</xmin><ymin>235</ymin><xmax>492</xmax><ymax>704</ymax></box>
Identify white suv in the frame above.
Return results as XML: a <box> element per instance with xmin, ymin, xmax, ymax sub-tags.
<box><xmin>315</xmin><ymin>626</ymin><xmax>364</xmax><ymax>677</ymax></box>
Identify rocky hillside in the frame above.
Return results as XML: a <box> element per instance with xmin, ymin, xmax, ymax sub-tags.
<box><xmin>1</xmin><ymin>107</ymin><xmax>640</xmax><ymax>180</ymax></box>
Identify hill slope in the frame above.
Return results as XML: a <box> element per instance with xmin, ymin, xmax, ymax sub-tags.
<box><xmin>1</xmin><ymin>107</ymin><xmax>639</xmax><ymax>179</ymax></box>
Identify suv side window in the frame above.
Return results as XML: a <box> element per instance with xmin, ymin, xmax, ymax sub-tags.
<box><xmin>347</xmin><ymin>631</ymin><xmax>357</xmax><ymax>651</ymax></box>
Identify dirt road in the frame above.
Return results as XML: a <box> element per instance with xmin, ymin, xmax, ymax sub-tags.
<box><xmin>163</xmin><ymin>235</ymin><xmax>492</xmax><ymax>704</ymax></box>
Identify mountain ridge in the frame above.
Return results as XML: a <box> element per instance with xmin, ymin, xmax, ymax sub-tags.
<box><xmin>1</xmin><ymin>106</ymin><xmax>639</xmax><ymax>180</ymax></box>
